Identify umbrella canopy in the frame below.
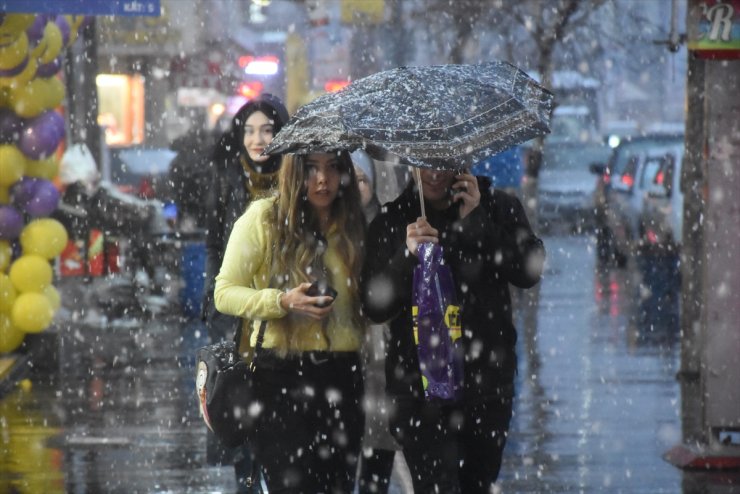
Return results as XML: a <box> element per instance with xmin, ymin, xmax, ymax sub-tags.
<box><xmin>265</xmin><ymin>61</ymin><xmax>554</xmax><ymax>170</ymax></box>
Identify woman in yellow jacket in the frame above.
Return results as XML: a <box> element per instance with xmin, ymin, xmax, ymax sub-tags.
<box><xmin>215</xmin><ymin>150</ymin><xmax>366</xmax><ymax>494</ymax></box>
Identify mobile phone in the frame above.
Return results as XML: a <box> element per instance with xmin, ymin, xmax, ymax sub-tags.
<box><xmin>450</xmin><ymin>170</ymin><xmax>469</xmax><ymax>197</ymax></box>
<box><xmin>306</xmin><ymin>280</ymin><xmax>338</xmax><ymax>307</ymax></box>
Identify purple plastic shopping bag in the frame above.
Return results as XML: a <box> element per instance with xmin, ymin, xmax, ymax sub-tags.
<box><xmin>412</xmin><ymin>242</ymin><xmax>464</xmax><ymax>401</ymax></box>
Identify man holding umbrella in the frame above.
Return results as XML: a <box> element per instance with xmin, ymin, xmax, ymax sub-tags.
<box><xmin>361</xmin><ymin>164</ymin><xmax>545</xmax><ymax>493</ymax></box>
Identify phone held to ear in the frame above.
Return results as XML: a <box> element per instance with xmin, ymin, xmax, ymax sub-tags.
<box><xmin>450</xmin><ymin>170</ymin><xmax>469</xmax><ymax>198</ymax></box>
<box><xmin>306</xmin><ymin>280</ymin><xmax>338</xmax><ymax>308</ymax></box>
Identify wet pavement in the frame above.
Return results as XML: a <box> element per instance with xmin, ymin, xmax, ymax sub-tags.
<box><xmin>502</xmin><ymin>235</ymin><xmax>683</xmax><ymax>493</ymax></box>
<box><xmin>1</xmin><ymin>234</ymin><xmax>739</xmax><ymax>493</ymax></box>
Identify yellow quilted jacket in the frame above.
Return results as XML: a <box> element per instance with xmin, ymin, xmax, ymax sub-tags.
<box><xmin>214</xmin><ymin>197</ymin><xmax>362</xmax><ymax>353</ymax></box>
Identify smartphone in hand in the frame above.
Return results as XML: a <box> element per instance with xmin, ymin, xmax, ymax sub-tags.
<box><xmin>306</xmin><ymin>280</ymin><xmax>337</xmax><ymax>308</ymax></box>
<box><xmin>448</xmin><ymin>170</ymin><xmax>465</xmax><ymax>199</ymax></box>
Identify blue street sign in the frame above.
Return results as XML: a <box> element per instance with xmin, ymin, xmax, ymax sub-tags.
<box><xmin>0</xmin><ymin>0</ymin><xmax>161</xmax><ymax>16</ymax></box>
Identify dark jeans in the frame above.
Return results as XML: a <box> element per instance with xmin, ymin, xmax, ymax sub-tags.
<box><xmin>357</xmin><ymin>448</ymin><xmax>395</xmax><ymax>494</ymax></box>
<box><xmin>252</xmin><ymin>351</ymin><xmax>364</xmax><ymax>494</ymax></box>
<box><xmin>390</xmin><ymin>395</ymin><xmax>513</xmax><ymax>494</ymax></box>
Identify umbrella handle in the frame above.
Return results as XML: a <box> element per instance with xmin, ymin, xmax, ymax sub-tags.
<box><xmin>414</xmin><ymin>167</ymin><xmax>426</xmax><ymax>218</ymax></box>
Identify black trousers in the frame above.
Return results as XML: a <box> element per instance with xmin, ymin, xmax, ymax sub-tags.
<box><xmin>390</xmin><ymin>395</ymin><xmax>513</xmax><ymax>494</ymax></box>
<box><xmin>252</xmin><ymin>351</ymin><xmax>364</xmax><ymax>494</ymax></box>
<box><xmin>357</xmin><ymin>448</ymin><xmax>395</xmax><ymax>494</ymax></box>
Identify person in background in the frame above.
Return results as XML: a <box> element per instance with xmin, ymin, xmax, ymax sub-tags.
<box><xmin>202</xmin><ymin>94</ymin><xmax>289</xmax><ymax>492</ymax></box>
<box><xmin>352</xmin><ymin>149</ymin><xmax>400</xmax><ymax>494</ymax></box>
<box><xmin>168</xmin><ymin>125</ymin><xmax>219</xmax><ymax>231</ymax></box>
<box><xmin>214</xmin><ymin>151</ymin><xmax>367</xmax><ymax>494</ymax></box>
<box><xmin>352</xmin><ymin>149</ymin><xmax>381</xmax><ymax>223</ymax></box>
<box><xmin>361</xmin><ymin>165</ymin><xmax>545</xmax><ymax>493</ymax></box>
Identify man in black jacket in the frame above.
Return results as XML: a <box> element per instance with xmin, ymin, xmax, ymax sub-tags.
<box><xmin>362</xmin><ymin>167</ymin><xmax>545</xmax><ymax>494</ymax></box>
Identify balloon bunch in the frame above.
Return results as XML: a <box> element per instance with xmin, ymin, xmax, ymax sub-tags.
<box><xmin>0</xmin><ymin>13</ymin><xmax>87</xmax><ymax>353</ymax></box>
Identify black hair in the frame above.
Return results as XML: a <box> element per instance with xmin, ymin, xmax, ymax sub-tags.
<box><xmin>212</xmin><ymin>94</ymin><xmax>289</xmax><ymax>171</ymax></box>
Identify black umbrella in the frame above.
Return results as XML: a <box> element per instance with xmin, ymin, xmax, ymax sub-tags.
<box><xmin>264</xmin><ymin>61</ymin><xmax>554</xmax><ymax>170</ymax></box>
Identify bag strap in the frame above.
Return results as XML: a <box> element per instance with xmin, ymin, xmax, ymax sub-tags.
<box><xmin>255</xmin><ymin>320</ymin><xmax>267</xmax><ymax>350</ymax></box>
<box><xmin>233</xmin><ymin>320</ymin><xmax>267</xmax><ymax>353</ymax></box>
<box><xmin>234</xmin><ymin>226</ymin><xmax>274</xmax><ymax>359</ymax></box>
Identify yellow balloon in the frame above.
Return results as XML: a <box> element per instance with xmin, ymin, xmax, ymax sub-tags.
<box><xmin>30</xmin><ymin>31</ymin><xmax>48</xmax><ymax>59</ymax></box>
<box><xmin>36</xmin><ymin>22</ymin><xmax>63</xmax><ymax>65</ymax></box>
<box><xmin>0</xmin><ymin>32</ymin><xmax>29</xmax><ymax>70</ymax></box>
<box><xmin>0</xmin><ymin>273</ymin><xmax>16</xmax><ymax>312</ymax></box>
<box><xmin>0</xmin><ymin>313</ymin><xmax>25</xmax><ymax>352</ymax></box>
<box><xmin>65</xmin><ymin>15</ymin><xmax>83</xmax><ymax>46</ymax></box>
<box><xmin>42</xmin><ymin>284</ymin><xmax>60</xmax><ymax>311</ymax></box>
<box><xmin>0</xmin><ymin>185</ymin><xmax>9</xmax><ymax>204</ymax></box>
<box><xmin>0</xmin><ymin>240</ymin><xmax>12</xmax><ymax>271</ymax></box>
<box><xmin>69</xmin><ymin>15</ymin><xmax>85</xmax><ymax>34</ymax></box>
<box><xmin>0</xmin><ymin>14</ymin><xmax>35</xmax><ymax>36</ymax></box>
<box><xmin>0</xmin><ymin>145</ymin><xmax>25</xmax><ymax>186</ymax></box>
<box><xmin>9</xmin><ymin>77</ymin><xmax>48</xmax><ymax>117</ymax></box>
<box><xmin>11</xmin><ymin>292</ymin><xmax>54</xmax><ymax>333</ymax></box>
<box><xmin>0</xmin><ymin>55</ymin><xmax>36</xmax><ymax>89</ymax></box>
<box><xmin>19</xmin><ymin>377</ymin><xmax>32</xmax><ymax>391</ymax></box>
<box><xmin>25</xmin><ymin>157</ymin><xmax>58</xmax><ymax>179</ymax></box>
<box><xmin>8</xmin><ymin>255</ymin><xmax>52</xmax><ymax>293</ymax></box>
<box><xmin>20</xmin><ymin>219</ymin><xmax>68</xmax><ymax>260</ymax></box>
<box><xmin>43</xmin><ymin>76</ymin><xmax>65</xmax><ymax>109</ymax></box>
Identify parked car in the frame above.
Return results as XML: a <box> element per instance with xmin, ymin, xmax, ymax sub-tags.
<box><xmin>538</xmin><ymin>140</ymin><xmax>611</xmax><ymax>232</ymax></box>
<box><xmin>101</xmin><ymin>145</ymin><xmax>177</xmax><ymax>200</ymax></box>
<box><xmin>537</xmin><ymin>103</ymin><xmax>611</xmax><ymax>232</ymax></box>
<box><xmin>639</xmin><ymin>149</ymin><xmax>684</xmax><ymax>256</ymax></box>
<box><xmin>590</xmin><ymin>132</ymin><xmax>684</xmax><ymax>264</ymax></box>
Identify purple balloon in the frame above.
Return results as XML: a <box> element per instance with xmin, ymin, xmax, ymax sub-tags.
<box><xmin>26</xmin><ymin>179</ymin><xmax>60</xmax><ymax>217</ymax></box>
<box><xmin>46</xmin><ymin>110</ymin><xmax>66</xmax><ymax>140</ymax></box>
<box><xmin>0</xmin><ymin>205</ymin><xmax>24</xmax><ymax>240</ymax></box>
<box><xmin>55</xmin><ymin>16</ymin><xmax>71</xmax><ymax>46</ymax></box>
<box><xmin>79</xmin><ymin>16</ymin><xmax>93</xmax><ymax>30</ymax></box>
<box><xmin>18</xmin><ymin>111</ymin><xmax>65</xmax><ymax>160</ymax></box>
<box><xmin>0</xmin><ymin>108</ymin><xmax>22</xmax><ymax>144</ymax></box>
<box><xmin>36</xmin><ymin>56</ymin><xmax>62</xmax><ymax>78</ymax></box>
<box><xmin>26</xmin><ymin>15</ymin><xmax>49</xmax><ymax>45</ymax></box>
<box><xmin>10</xmin><ymin>176</ymin><xmax>39</xmax><ymax>208</ymax></box>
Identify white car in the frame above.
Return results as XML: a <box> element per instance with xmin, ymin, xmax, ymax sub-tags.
<box><xmin>537</xmin><ymin>104</ymin><xmax>611</xmax><ymax>232</ymax></box>
<box><xmin>639</xmin><ymin>147</ymin><xmax>684</xmax><ymax>256</ymax></box>
<box><xmin>603</xmin><ymin>134</ymin><xmax>684</xmax><ymax>259</ymax></box>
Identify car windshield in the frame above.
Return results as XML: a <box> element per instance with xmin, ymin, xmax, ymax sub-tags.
<box><xmin>640</xmin><ymin>156</ymin><xmax>664</xmax><ymax>189</ymax></box>
<box><xmin>110</xmin><ymin>148</ymin><xmax>176</xmax><ymax>184</ymax></box>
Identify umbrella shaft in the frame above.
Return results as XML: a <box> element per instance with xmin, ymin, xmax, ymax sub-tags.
<box><xmin>415</xmin><ymin>167</ymin><xmax>426</xmax><ymax>218</ymax></box>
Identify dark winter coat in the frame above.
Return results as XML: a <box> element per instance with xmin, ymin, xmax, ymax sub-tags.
<box><xmin>202</xmin><ymin>158</ymin><xmax>252</xmax><ymax>341</ymax></box>
<box><xmin>361</xmin><ymin>177</ymin><xmax>545</xmax><ymax>405</ymax></box>
<box><xmin>168</xmin><ymin>128</ymin><xmax>218</xmax><ymax>229</ymax></box>
<box><xmin>201</xmin><ymin>95</ymin><xmax>289</xmax><ymax>342</ymax></box>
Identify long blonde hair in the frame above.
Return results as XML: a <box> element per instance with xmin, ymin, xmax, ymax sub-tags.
<box><xmin>269</xmin><ymin>151</ymin><xmax>366</xmax><ymax>350</ymax></box>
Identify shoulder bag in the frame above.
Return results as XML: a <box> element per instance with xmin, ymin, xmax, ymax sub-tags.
<box><xmin>195</xmin><ymin>320</ymin><xmax>266</xmax><ymax>448</ymax></box>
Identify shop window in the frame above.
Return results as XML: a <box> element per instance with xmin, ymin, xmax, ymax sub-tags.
<box><xmin>96</xmin><ymin>74</ymin><xmax>145</xmax><ymax>146</ymax></box>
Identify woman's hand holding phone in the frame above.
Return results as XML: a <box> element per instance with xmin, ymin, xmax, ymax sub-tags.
<box><xmin>451</xmin><ymin>170</ymin><xmax>480</xmax><ymax>219</ymax></box>
<box><xmin>279</xmin><ymin>282</ymin><xmax>335</xmax><ymax>320</ymax></box>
